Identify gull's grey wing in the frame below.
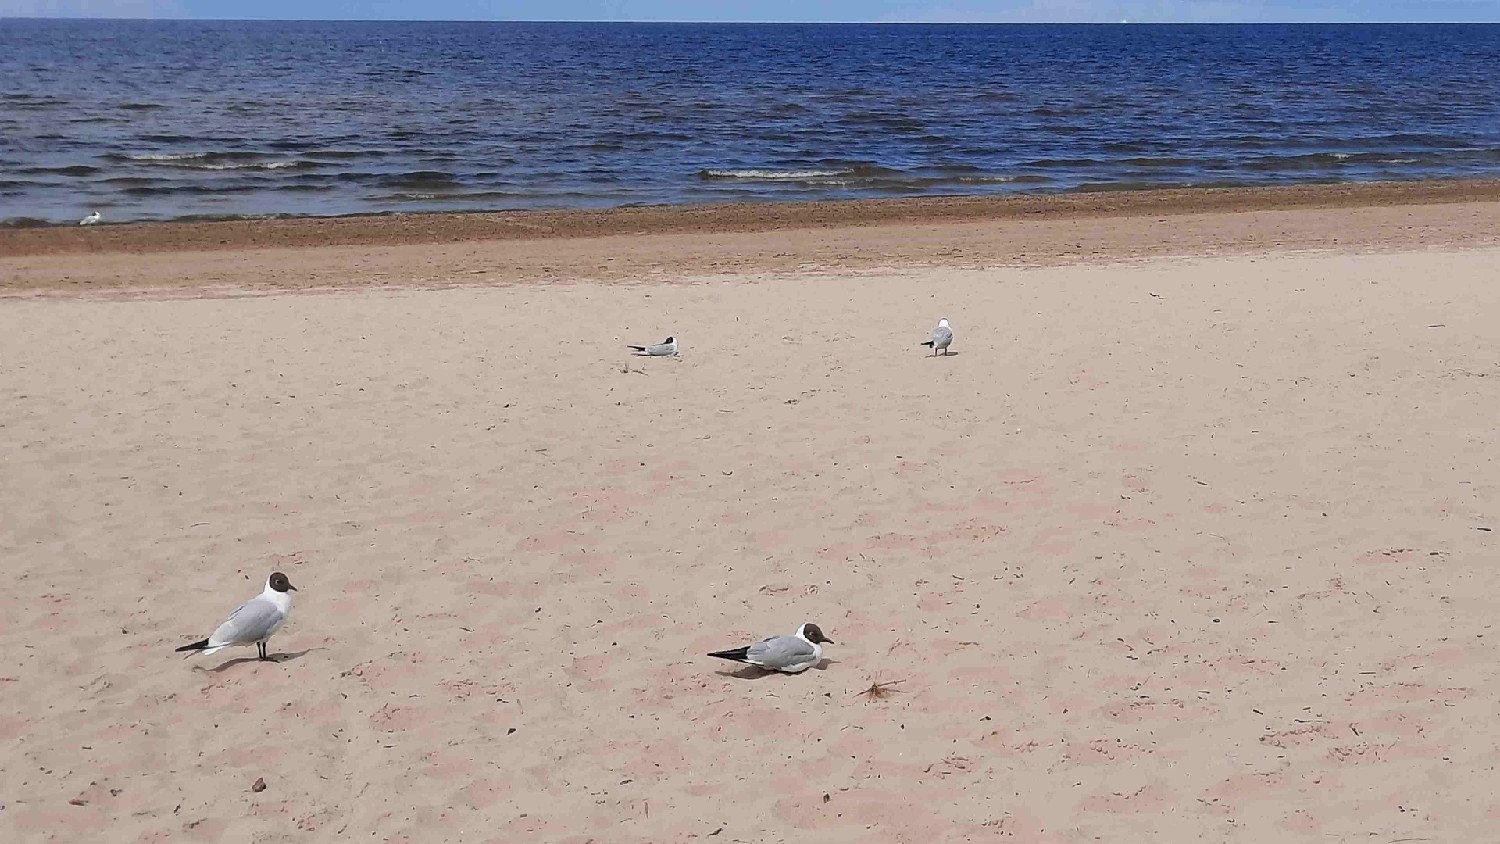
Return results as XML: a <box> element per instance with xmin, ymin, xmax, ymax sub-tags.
<box><xmin>930</xmin><ymin>325</ymin><xmax>953</xmax><ymax>349</ymax></box>
<box><xmin>210</xmin><ymin>596</ymin><xmax>284</xmax><ymax>646</ymax></box>
<box><xmin>745</xmin><ymin>635</ymin><xmax>817</xmax><ymax>669</ymax></box>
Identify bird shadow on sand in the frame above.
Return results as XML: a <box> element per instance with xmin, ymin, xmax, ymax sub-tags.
<box><xmin>716</xmin><ymin>658</ymin><xmax>837</xmax><ymax>680</ymax></box>
<box><xmin>194</xmin><ymin>648</ymin><xmax>319</xmax><ymax>673</ymax></box>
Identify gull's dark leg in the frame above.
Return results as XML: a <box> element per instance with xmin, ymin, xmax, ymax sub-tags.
<box><xmin>258</xmin><ymin>642</ymin><xmax>267</xmax><ymax>660</ymax></box>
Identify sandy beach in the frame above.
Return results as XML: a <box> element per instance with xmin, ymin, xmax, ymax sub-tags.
<box><xmin>2</xmin><ymin>188</ymin><xmax>1499</xmax><ymax>842</ymax></box>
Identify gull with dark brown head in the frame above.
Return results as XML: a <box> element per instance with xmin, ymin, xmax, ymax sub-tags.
<box><xmin>626</xmin><ymin>336</ymin><xmax>678</xmax><ymax>357</ymax></box>
<box><xmin>708</xmin><ymin>622</ymin><xmax>834</xmax><ymax>673</ymax></box>
<box><xmin>175</xmin><ymin>572</ymin><xmax>297</xmax><ymax>662</ymax></box>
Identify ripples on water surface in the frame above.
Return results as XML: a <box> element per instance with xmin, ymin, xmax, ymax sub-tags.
<box><xmin>3</xmin><ymin>21</ymin><xmax>1500</xmax><ymax>223</ymax></box>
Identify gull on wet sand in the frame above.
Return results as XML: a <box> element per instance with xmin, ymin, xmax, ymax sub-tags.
<box><xmin>921</xmin><ymin>318</ymin><xmax>953</xmax><ymax>356</ymax></box>
<box><xmin>79</xmin><ymin>211</ymin><xmax>101</xmax><ymax>226</ymax></box>
<box><xmin>708</xmin><ymin>622</ymin><xmax>834</xmax><ymax>673</ymax></box>
<box><xmin>175</xmin><ymin>572</ymin><xmax>297</xmax><ymax>661</ymax></box>
<box><xmin>626</xmin><ymin>336</ymin><xmax>678</xmax><ymax>357</ymax></box>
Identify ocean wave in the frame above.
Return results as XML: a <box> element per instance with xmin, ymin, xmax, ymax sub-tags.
<box><xmin>1020</xmin><ymin>158</ymin><xmax>1102</xmax><ymax>168</ymax></box>
<box><xmin>189</xmin><ymin>160</ymin><xmax>308</xmax><ymax>171</ymax></box>
<box><xmin>119</xmin><ymin>183</ymin><xmax>263</xmax><ymax>196</ymax></box>
<box><xmin>100</xmin><ymin>151</ymin><xmax>313</xmax><ymax>171</ymax></box>
<box><xmin>306</xmin><ymin>149</ymin><xmax>391</xmax><ymax>160</ymax></box>
<box><xmin>109</xmin><ymin>151</ymin><xmax>266</xmax><ymax>163</ymax></box>
<box><xmin>698</xmin><ymin>168</ymin><xmax>852</xmax><ymax>181</ymax></box>
<box><xmin>2</xmin><ymin>98</ymin><xmax>63</xmax><ymax>110</ymax></box>
<box><xmin>1120</xmin><ymin>156</ymin><xmax>1209</xmax><ymax>168</ymax></box>
<box><xmin>839</xmin><ymin>112</ymin><xmax>926</xmax><ymax>132</ymax></box>
<box><xmin>1241</xmin><ymin>151</ymin><xmax>1435</xmax><ymax>171</ymax></box>
<box><xmin>20</xmin><ymin>165</ymin><xmax>101</xmax><ymax>176</ymax></box>
<box><xmin>114</xmin><ymin>152</ymin><xmax>218</xmax><ymax>162</ymax></box>
<box><xmin>380</xmin><ymin>171</ymin><xmax>461</xmax><ymax>189</ymax></box>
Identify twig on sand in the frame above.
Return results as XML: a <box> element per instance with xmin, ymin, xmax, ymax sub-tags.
<box><xmin>855</xmin><ymin>677</ymin><xmax>907</xmax><ymax>703</ymax></box>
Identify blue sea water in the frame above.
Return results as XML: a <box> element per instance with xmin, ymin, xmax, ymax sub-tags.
<box><xmin>3</xmin><ymin>20</ymin><xmax>1500</xmax><ymax>224</ymax></box>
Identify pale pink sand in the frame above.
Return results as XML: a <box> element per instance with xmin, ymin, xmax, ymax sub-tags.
<box><xmin>1</xmin><ymin>247</ymin><xmax>1497</xmax><ymax>842</ymax></box>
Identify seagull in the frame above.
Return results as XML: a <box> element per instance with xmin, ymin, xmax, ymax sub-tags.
<box><xmin>708</xmin><ymin>622</ymin><xmax>834</xmax><ymax>673</ymax></box>
<box><xmin>626</xmin><ymin>336</ymin><xmax>678</xmax><ymax>357</ymax></box>
<box><xmin>79</xmin><ymin>211</ymin><xmax>101</xmax><ymax>226</ymax></box>
<box><xmin>175</xmin><ymin>571</ymin><xmax>297</xmax><ymax>661</ymax></box>
<box><xmin>920</xmin><ymin>318</ymin><xmax>953</xmax><ymax>356</ymax></box>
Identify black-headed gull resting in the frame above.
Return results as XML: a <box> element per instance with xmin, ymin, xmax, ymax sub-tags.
<box><xmin>708</xmin><ymin>622</ymin><xmax>833</xmax><ymax>673</ymax></box>
<box><xmin>79</xmin><ymin>211</ymin><xmax>101</xmax><ymax>226</ymax></box>
<box><xmin>626</xmin><ymin>336</ymin><xmax>678</xmax><ymax>357</ymax></box>
<box><xmin>175</xmin><ymin>571</ymin><xmax>297</xmax><ymax>661</ymax></box>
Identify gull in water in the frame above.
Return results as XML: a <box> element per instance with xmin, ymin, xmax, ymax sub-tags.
<box><xmin>626</xmin><ymin>336</ymin><xmax>678</xmax><ymax>357</ymax></box>
<box><xmin>920</xmin><ymin>318</ymin><xmax>953</xmax><ymax>356</ymax></box>
<box><xmin>175</xmin><ymin>571</ymin><xmax>297</xmax><ymax>661</ymax></box>
<box><xmin>708</xmin><ymin>622</ymin><xmax>834</xmax><ymax>673</ymax></box>
<box><xmin>79</xmin><ymin>211</ymin><xmax>101</xmax><ymax>226</ymax></box>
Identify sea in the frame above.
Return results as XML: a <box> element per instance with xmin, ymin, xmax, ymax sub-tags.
<box><xmin>4</xmin><ymin>20</ymin><xmax>1500</xmax><ymax>225</ymax></box>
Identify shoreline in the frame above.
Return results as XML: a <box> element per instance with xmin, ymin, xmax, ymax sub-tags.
<box><xmin>4</xmin><ymin>178</ymin><xmax>1500</xmax><ymax>295</ymax></box>
<box><xmin>5</xmin><ymin>178</ymin><xmax>1500</xmax><ymax>259</ymax></box>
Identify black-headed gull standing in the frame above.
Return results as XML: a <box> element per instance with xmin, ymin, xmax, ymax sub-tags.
<box><xmin>175</xmin><ymin>572</ymin><xmax>297</xmax><ymax>661</ymax></box>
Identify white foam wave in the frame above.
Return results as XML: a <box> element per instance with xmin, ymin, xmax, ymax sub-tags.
<box><xmin>123</xmin><ymin>152</ymin><xmax>302</xmax><ymax>170</ymax></box>
<box><xmin>185</xmin><ymin>160</ymin><xmax>302</xmax><ymax>171</ymax></box>
<box><xmin>125</xmin><ymin>152</ymin><xmax>211</xmax><ymax>161</ymax></box>
<box><xmin>702</xmin><ymin>168</ymin><xmax>850</xmax><ymax>180</ymax></box>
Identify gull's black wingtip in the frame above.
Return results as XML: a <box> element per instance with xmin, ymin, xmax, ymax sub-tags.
<box><xmin>175</xmin><ymin>638</ymin><xmax>209</xmax><ymax>653</ymax></box>
<box><xmin>708</xmin><ymin>647</ymin><xmax>751</xmax><ymax>663</ymax></box>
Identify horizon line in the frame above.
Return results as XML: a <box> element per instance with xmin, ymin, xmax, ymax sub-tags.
<box><xmin>4</xmin><ymin>17</ymin><xmax>1498</xmax><ymax>24</ymax></box>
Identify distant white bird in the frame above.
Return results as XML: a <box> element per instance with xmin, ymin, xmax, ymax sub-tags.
<box><xmin>175</xmin><ymin>571</ymin><xmax>297</xmax><ymax>661</ymax></box>
<box><xmin>920</xmin><ymin>318</ymin><xmax>953</xmax><ymax>356</ymax></box>
<box><xmin>708</xmin><ymin>622</ymin><xmax>834</xmax><ymax>673</ymax></box>
<box><xmin>79</xmin><ymin>211</ymin><xmax>101</xmax><ymax>226</ymax></box>
<box><xmin>626</xmin><ymin>336</ymin><xmax>678</xmax><ymax>357</ymax></box>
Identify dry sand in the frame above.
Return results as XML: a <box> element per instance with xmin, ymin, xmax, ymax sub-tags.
<box><xmin>1</xmin><ymin>194</ymin><xmax>1498</xmax><ymax>842</ymax></box>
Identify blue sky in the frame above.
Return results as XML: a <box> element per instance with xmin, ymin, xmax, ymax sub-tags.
<box><xmin>3</xmin><ymin>0</ymin><xmax>1497</xmax><ymax>22</ymax></box>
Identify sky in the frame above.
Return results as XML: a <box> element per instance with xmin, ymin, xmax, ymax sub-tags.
<box><xmin>2</xmin><ymin>0</ymin><xmax>1498</xmax><ymax>22</ymax></box>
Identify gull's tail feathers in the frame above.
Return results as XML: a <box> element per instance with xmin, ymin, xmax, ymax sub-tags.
<box><xmin>175</xmin><ymin>638</ymin><xmax>226</xmax><ymax>656</ymax></box>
